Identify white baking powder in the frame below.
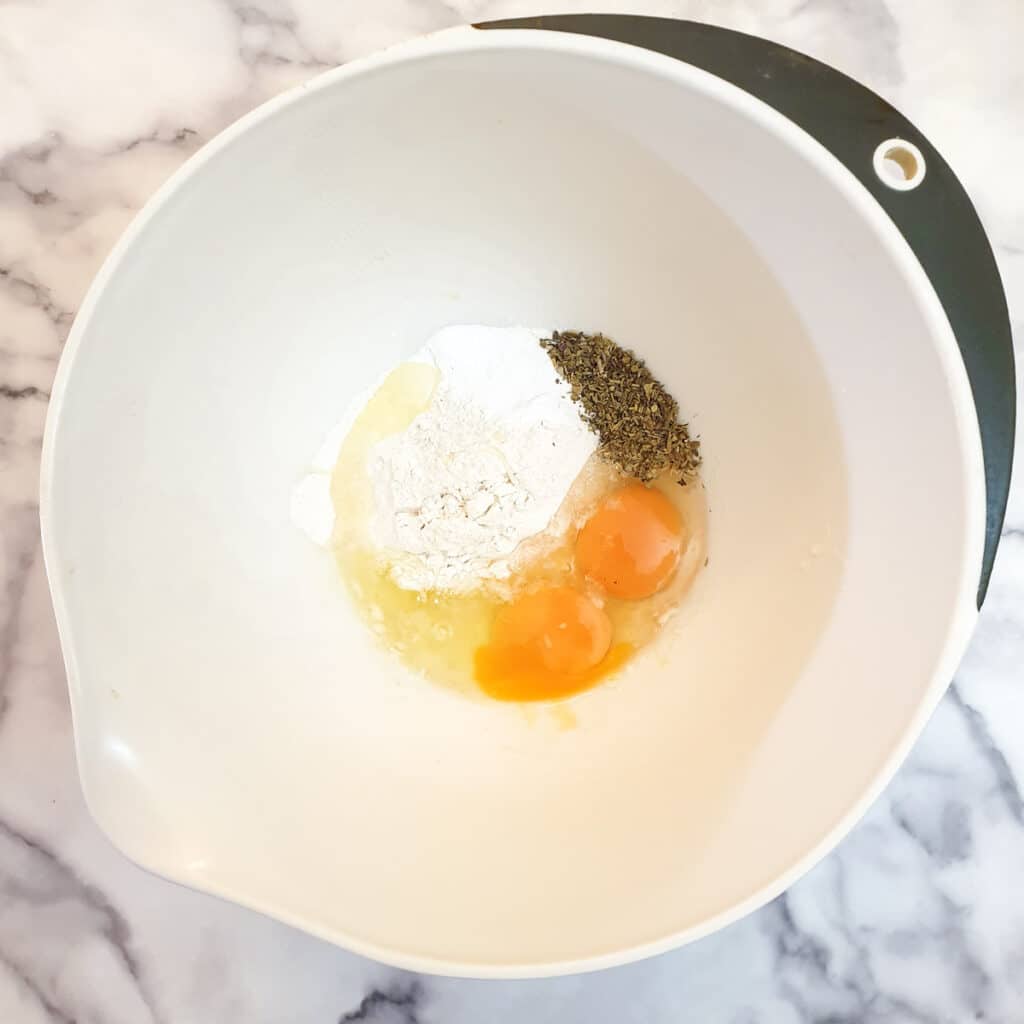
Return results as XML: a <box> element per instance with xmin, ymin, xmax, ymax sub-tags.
<box><xmin>369</xmin><ymin>325</ymin><xmax>596</xmax><ymax>592</ymax></box>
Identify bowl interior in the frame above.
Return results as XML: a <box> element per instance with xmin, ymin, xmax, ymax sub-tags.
<box><xmin>44</xmin><ymin>32</ymin><xmax>982</xmax><ymax>971</ymax></box>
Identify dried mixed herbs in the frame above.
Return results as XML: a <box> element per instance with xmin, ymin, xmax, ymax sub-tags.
<box><xmin>541</xmin><ymin>330</ymin><xmax>701</xmax><ymax>484</ymax></box>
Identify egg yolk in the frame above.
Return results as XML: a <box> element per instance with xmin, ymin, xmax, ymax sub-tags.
<box><xmin>576</xmin><ymin>483</ymin><xmax>684</xmax><ymax>600</ymax></box>
<box><xmin>475</xmin><ymin>586</ymin><xmax>626</xmax><ymax>701</ymax></box>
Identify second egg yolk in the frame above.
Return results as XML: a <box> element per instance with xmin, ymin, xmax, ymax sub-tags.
<box><xmin>576</xmin><ymin>483</ymin><xmax>685</xmax><ymax>599</ymax></box>
<box><xmin>474</xmin><ymin>586</ymin><xmax>619</xmax><ymax>701</ymax></box>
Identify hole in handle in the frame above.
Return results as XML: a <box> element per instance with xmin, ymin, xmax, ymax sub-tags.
<box><xmin>873</xmin><ymin>139</ymin><xmax>926</xmax><ymax>191</ymax></box>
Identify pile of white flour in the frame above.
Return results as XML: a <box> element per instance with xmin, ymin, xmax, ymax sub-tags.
<box><xmin>368</xmin><ymin>326</ymin><xmax>596</xmax><ymax>592</ymax></box>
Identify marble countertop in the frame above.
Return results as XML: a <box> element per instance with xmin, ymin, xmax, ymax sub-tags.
<box><xmin>2</xmin><ymin>1</ymin><xmax>1022</xmax><ymax>1021</ymax></box>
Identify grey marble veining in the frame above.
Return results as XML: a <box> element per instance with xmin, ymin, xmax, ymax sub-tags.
<box><xmin>1</xmin><ymin>1</ymin><xmax>1022</xmax><ymax>1021</ymax></box>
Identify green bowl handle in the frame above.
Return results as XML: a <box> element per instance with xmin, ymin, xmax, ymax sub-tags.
<box><xmin>476</xmin><ymin>14</ymin><xmax>1015</xmax><ymax>607</ymax></box>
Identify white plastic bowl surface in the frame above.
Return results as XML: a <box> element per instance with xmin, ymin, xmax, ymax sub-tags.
<box><xmin>41</xmin><ymin>27</ymin><xmax>984</xmax><ymax>976</ymax></box>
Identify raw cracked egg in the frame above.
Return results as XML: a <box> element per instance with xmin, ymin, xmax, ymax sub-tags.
<box><xmin>472</xmin><ymin>476</ymin><xmax>701</xmax><ymax>702</ymax></box>
<box><xmin>576</xmin><ymin>483</ymin><xmax>685</xmax><ymax>600</ymax></box>
<box><xmin>474</xmin><ymin>585</ymin><xmax>627</xmax><ymax>701</ymax></box>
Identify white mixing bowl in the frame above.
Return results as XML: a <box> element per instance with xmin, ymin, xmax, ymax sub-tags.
<box><xmin>40</xmin><ymin>18</ymin><xmax>1013</xmax><ymax>975</ymax></box>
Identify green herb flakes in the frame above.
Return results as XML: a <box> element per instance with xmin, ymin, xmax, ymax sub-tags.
<box><xmin>541</xmin><ymin>331</ymin><xmax>701</xmax><ymax>484</ymax></box>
